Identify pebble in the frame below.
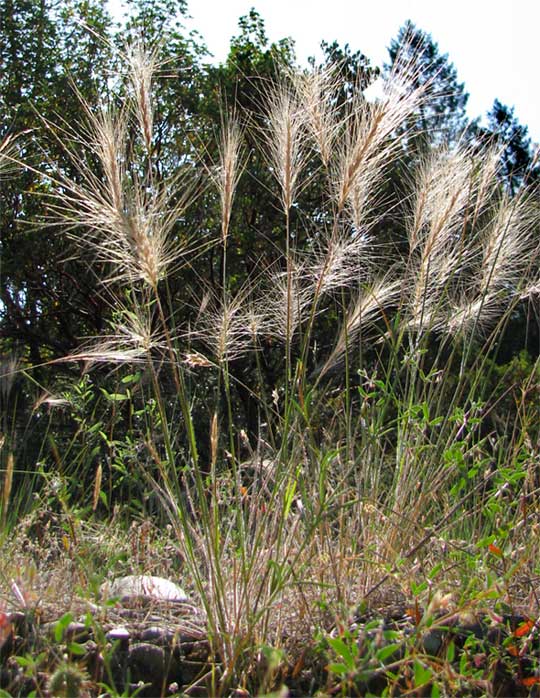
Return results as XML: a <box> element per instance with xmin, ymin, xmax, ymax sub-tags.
<box><xmin>128</xmin><ymin>642</ymin><xmax>166</xmax><ymax>681</ymax></box>
<box><xmin>106</xmin><ymin>626</ymin><xmax>131</xmax><ymax>643</ymax></box>
<box><xmin>140</xmin><ymin>625</ymin><xmax>176</xmax><ymax>644</ymax></box>
<box><xmin>1</xmin><ymin>595</ymin><xmax>213</xmax><ymax>696</ymax></box>
<box><xmin>65</xmin><ymin>621</ymin><xmax>91</xmax><ymax>643</ymax></box>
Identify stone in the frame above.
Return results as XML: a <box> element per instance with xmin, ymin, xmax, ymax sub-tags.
<box><xmin>101</xmin><ymin>575</ymin><xmax>188</xmax><ymax>605</ymax></box>
<box><xmin>82</xmin><ymin>640</ymin><xmax>104</xmax><ymax>683</ymax></box>
<box><xmin>128</xmin><ymin>642</ymin><xmax>166</xmax><ymax>682</ymax></box>
<box><xmin>140</xmin><ymin>625</ymin><xmax>175</xmax><ymax>645</ymax></box>
<box><xmin>65</xmin><ymin>621</ymin><xmax>91</xmax><ymax>643</ymax></box>
<box><xmin>7</xmin><ymin>611</ymin><xmax>27</xmax><ymax>634</ymax></box>
<box><xmin>106</xmin><ymin>626</ymin><xmax>131</xmax><ymax>644</ymax></box>
<box><xmin>107</xmin><ymin>627</ymin><xmax>131</xmax><ymax>691</ymax></box>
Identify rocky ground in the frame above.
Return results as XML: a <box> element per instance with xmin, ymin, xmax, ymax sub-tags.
<box><xmin>2</xmin><ymin>580</ymin><xmax>540</xmax><ymax>697</ymax></box>
<box><xmin>2</xmin><ymin>507</ymin><xmax>540</xmax><ymax>696</ymax></box>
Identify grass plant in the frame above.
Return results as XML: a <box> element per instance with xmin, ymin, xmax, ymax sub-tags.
<box><xmin>1</xmin><ymin>33</ymin><xmax>539</xmax><ymax>697</ymax></box>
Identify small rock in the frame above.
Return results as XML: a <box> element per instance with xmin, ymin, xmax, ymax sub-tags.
<box><xmin>180</xmin><ymin>658</ymin><xmax>211</xmax><ymax>685</ymax></box>
<box><xmin>147</xmin><ymin>614</ymin><xmax>164</xmax><ymax>623</ymax></box>
<box><xmin>106</xmin><ymin>626</ymin><xmax>131</xmax><ymax>643</ymax></box>
<box><xmin>83</xmin><ymin>640</ymin><xmax>104</xmax><ymax>682</ymax></box>
<box><xmin>182</xmin><ymin>684</ymin><xmax>215</xmax><ymax>697</ymax></box>
<box><xmin>140</xmin><ymin>625</ymin><xmax>175</xmax><ymax>644</ymax></box>
<box><xmin>65</xmin><ymin>621</ymin><xmax>91</xmax><ymax>643</ymax></box>
<box><xmin>128</xmin><ymin>642</ymin><xmax>166</xmax><ymax>685</ymax></box>
<box><xmin>7</xmin><ymin>611</ymin><xmax>28</xmax><ymax>634</ymax></box>
<box><xmin>421</xmin><ymin>628</ymin><xmax>444</xmax><ymax>655</ymax></box>
<box><xmin>101</xmin><ymin>575</ymin><xmax>188</xmax><ymax>604</ymax></box>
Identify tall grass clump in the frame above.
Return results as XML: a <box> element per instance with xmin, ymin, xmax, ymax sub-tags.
<box><xmin>37</xmin><ymin>34</ymin><xmax>540</xmax><ymax>694</ymax></box>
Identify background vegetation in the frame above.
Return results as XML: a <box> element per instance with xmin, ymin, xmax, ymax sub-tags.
<box><xmin>1</xmin><ymin>1</ymin><xmax>539</xmax><ymax>695</ymax></box>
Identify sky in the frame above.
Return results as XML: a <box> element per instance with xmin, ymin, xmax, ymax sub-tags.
<box><xmin>110</xmin><ymin>0</ymin><xmax>540</xmax><ymax>144</ymax></box>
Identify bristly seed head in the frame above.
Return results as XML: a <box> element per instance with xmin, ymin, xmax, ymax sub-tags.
<box><xmin>263</xmin><ymin>80</ymin><xmax>309</xmax><ymax>213</ymax></box>
<box><xmin>210</xmin><ymin>118</ymin><xmax>245</xmax><ymax>244</ymax></box>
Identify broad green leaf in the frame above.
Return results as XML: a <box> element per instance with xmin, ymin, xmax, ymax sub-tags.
<box><xmin>326</xmin><ymin>662</ymin><xmax>349</xmax><ymax>676</ymax></box>
<box><xmin>376</xmin><ymin>643</ymin><xmax>401</xmax><ymax>662</ymax></box>
<box><xmin>414</xmin><ymin>659</ymin><xmax>432</xmax><ymax>687</ymax></box>
<box><xmin>326</xmin><ymin>637</ymin><xmax>357</xmax><ymax>670</ymax></box>
<box><xmin>54</xmin><ymin>612</ymin><xmax>73</xmax><ymax>643</ymax></box>
<box><xmin>105</xmin><ymin>392</ymin><xmax>128</xmax><ymax>402</ymax></box>
<box><xmin>428</xmin><ymin>563</ymin><xmax>443</xmax><ymax>580</ymax></box>
<box><xmin>67</xmin><ymin>641</ymin><xmax>86</xmax><ymax>656</ymax></box>
<box><xmin>121</xmin><ymin>372</ymin><xmax>141</xmax><ymax>384</ymax></box>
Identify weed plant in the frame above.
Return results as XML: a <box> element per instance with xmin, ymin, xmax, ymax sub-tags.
<box><xmin>1</xmin><ymin>32</ymin><xmax>540</xmax><ymax>696</ymax></box>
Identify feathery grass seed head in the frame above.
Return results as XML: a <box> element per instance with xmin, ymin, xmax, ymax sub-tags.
<box><xmin>125</xmin><ymin>40</ymin><xmax>160</xmax><ymax>155</ymax></box>
<box><xmin>210</xmin><ymin>118</ymin><xmax>245</xmax><ymax>244</ymax></box>
<box><xmin>308</xmin><ymin>226</ymin><xmax>374</xmax><ymax>297</ymax></box>
<box><xmin>264</xmin><ymin>263</ymin><xmax>314</xmax><ymax>342</ymax></box>
<box><xmin>264</xmin><ymin>79</ymin><xmax>309</xmax><ymax>212</ymax></box>
<box><xmin>332</xmin><ymin>54</ymin><xmax>429</xmax><ymax>214</ymax></box>
<box><xmin>68</xmin><ymin>303</ymin><xmax>165</xmax><ymax>366</ymax></box>
<box><xmin>48</xmin><ymin>44</ymin><xmax>200</xmax><ymax>288</ymax></box>
<box><xmin>0</xmin><ymin>133</ymin><xmax>21</xmax><ymax>179</ymax></box>
<box><xmin>291</xmin><ymin>63</ymin><xmax>342</xmax><ymax>166</ymax></box>
<box><xmin>194</xmin><ymin>290</ymin><xmax>254</xmax><ymax>363</ymax></box>
<box><xmin>320</xmin><ymin>277</ymin><xmax>402</xmax><ymax>375</ymax></box>
<box><xmin>479</xmin><ymin>190</ymin><xmax>536</xmax><ymax>296</ymax></box>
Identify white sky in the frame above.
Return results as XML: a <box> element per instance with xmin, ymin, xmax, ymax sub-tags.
<box><xmin>110</xmin><ymin>0</ymin><xmax>540</xmax><ymax>143</ymax></box>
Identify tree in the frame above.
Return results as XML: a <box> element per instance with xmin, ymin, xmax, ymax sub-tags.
<box><xmin>0</xmin><ymin>0</ymin><xmax>209</xmax><ymax>366</ymax></box>
<box><xmin>486</xmin><ymin>99</ymin><xmax>539</xmax><ymax>195</ymax></box>
<box><xmin>0</xmin><ymin>1</ymin><xmax>114</xmax><ymax>475</ymax></box>
<box><xmin>385</xmin><ymin>20</ymin><xmax>469</xmax><ymax>150</ymax></box>
<box><xmin>0</xmin><ymin>0</ymin><xmax>114</xmax><ymax>366</ymax></box>
<box><xmin>318</xmin><ymin>40</ymin><xmax>378</xmax><ymax>104</ymax></box>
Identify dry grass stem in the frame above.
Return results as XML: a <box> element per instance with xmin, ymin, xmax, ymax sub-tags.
<box><xmin>210</xmin><ymin>413</ymin><xmax>219</xmax><ymax>470</ymax></box>
<box><xmin>1</xmin><ymin>453</ymin><xmax>14</xmax><ymax>528</ymax></box>
<box><xmin>92</xmin><ymin>464</ymin><xmax>102</xmax><ymax>512</ymax></box>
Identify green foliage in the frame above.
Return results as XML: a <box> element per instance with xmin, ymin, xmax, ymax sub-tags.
<box><xmin>0</xmin><ymin>0</ymin><xmax>113</xmax><ymax>361</ymax></box>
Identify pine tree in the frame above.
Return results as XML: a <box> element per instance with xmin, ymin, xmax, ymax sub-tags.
<box><xmin>487</xmin><ymin>99</ymin><xmax>538</xmax><ymax>195</ymax></box>
<box><xmin>385</xmin><ymin>20</ymin><xmax>469</xmax><ymax>149</ymax></box>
